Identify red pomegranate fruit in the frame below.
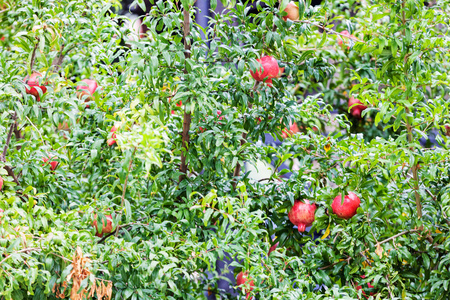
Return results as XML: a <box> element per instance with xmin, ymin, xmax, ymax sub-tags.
<box><xmin>107</xmin><ymin>126</ymin><xmax>118</xmax><ymax>146</ymax></box>
<box><xmin>92</xmin><ymin>214</ymin><xmax>113</xmax><ymax>238</ymax></box>
<box><xmin>250</xmin><ymin>56</ymin><xmax>280</xmax><ymax>83</ymax></box>
<box><xmin>282</xmin><ymin>1</ymin><xmax>300</xmax><ymax>21</ymax></box>
<box><xmin>0</xmin><ymin>176</ymin><xmax>3</xmax><ymax>191</ymax></box>
<box><xmin>356</xmin><ymin>275</ymin><xmax>375</xmax><ymax>298</ymax></box>
<box><xmin>77</xmin><ymin>79</ymin><xmax>98</xmax><ymax>101</ymax></box>
<box><xmin>337</xmin><ymin>30</ymin><xmax>357</xmax><ymax>47</ymax></box>
<box><xmin>288</xmin><ymin>200</ymin><xmax>316</xmax><ymax>232</ymax></box>
<box><xmin>282</xmin><ymin>122</ymin><xmax>300</xmax><ymax>139</ymax></box>
<box><xmin>24</xmin><ymin>73</ymin><xmax>48</xmax><ymax>101</ymax></box>
<box><xmin>236</xmin><ymin>271</ymin><xmax>254</xmax><ymax>299</ymax></box>
<box><xmin>348</xmin><ymin>97</ymin><xmax>367</xmax><ymax>118</ymax></box>
<box><xmin>332</xmin><ymin>191</ymin><xmax>361</xmax><ymax>219</ymax></box>
<box><xmin>42</xmin><ymin>157</ymin><xmax>58</xmax><ymax>171</ymax></box>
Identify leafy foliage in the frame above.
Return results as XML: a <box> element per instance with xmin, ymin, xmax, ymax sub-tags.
<box><xmin>0</xmin><ymin>0</ymin><xmax>449</xmax><ymax>299</ymax></box>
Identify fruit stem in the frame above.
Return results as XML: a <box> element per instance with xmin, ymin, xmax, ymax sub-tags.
<box><xmin>179</xmin><ymin>5</ymin><xmax>192</xmax><ymax>183</ymax></box>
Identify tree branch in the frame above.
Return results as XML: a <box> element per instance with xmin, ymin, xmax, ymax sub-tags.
<box><xmin>1</xmin><ymin>117</ymin><xmax>15</xmax><ymax>162</ymax></box>
<box><xmin>29</xmin><ymin>37</ymin><xmax>40</xmax><ymax>71</ymax></box>
<box><xmin>295</xmin><ymin>20</ymin><xmax>366</xmax><ymax>44</ymax></box>
<box><xmin>114</xmin><ymin>147</ymin><xmax>137</xmax><ymax>237</ymax></box>
<box><xmin>179</xmin><ymin>5</ymin><xmax>192</xmax><ymax>183</ymax></box>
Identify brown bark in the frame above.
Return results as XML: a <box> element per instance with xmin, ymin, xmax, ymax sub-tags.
<box><xmin>179</xmin><ymin>6</ymin><xmax>192</xmax><ymax>183</ymax></box>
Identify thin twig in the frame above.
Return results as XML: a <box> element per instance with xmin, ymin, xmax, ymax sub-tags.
<box><xmin>29</xmin><ymin>37</ymin><xmax>40</xmax><ymax>71</ymax></box>
<box><xmin>1</xmin><ymin>116</ymin><xmax>15</xmax><ymax>162</ymax></box>
<box><xmin>295</xmin><ymin>20</ymin><xmax>366</xmax><ymax>43</ymax></box>
<box><xmin>25</xmin><ymin>116</ymin><xmax>46</xmax><ymax>147</ymax></box>
<box><xmin>114</xmin><ymin>147</ymin><xmax>137</xmax><ymax>237</ymax></box>
<box><xmin>385</xmin><ymin>274</ymin><xmax>394</xmax><ymax>299</ymax></box>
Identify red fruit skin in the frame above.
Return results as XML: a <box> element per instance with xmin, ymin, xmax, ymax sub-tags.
<box><xmin>282</xmin><ymin>1</ymin><xmax>300</xmax><ymax>21</ymax></box>
<box><xmin>337</xmin><ymin>30</ymin><xmax>357</xmax><ymax>48</ymax></box>
<box><xmin>288</xmin><ymin>200</ymin><xmax>316</xmax><ymax>232</ymax></box>
<box><xmin>108</xmin><ymin>126</ymin><xmax>118</xmax><ymax>145</ymax></box>
<box><xmin>236</xmin><ymin>271</ymin><xmax>254</xmax><ymax>299</ymax></box>
<box><xmin>331</xmin><ymin>192</ymin><xmax>361</xmax><ymax>219</ymax></box>
<box><xmin>92</xmin><ymin>214</ymin><xmax>113</xmax><ymax>238</ymax></box>
<box><xmin>42</xmin><ymin>157</ymin><xmax>58</xmax><ymax>171</ymax></box>
<box><xmin>445</xmin><ymin>125</ymin><xmax>450</xmax><ymax>136</ymax></box>
<box><xmin>77</xmin><ymin>79</ymin><xmax>98</xmax><ymax>100</ymax></box>
<box><xmin>107</xmin><ymin>138</ymin><xmax>116</xmax><ymax>146</ymax></box>
<box><xmin>24</xmin><ymin>73</ymin><xmax>48</xmax><ymax>101</ymax></box>
<box><xmin>356</xmin><ymin>275</ymin><xmax>375</xmax><ymax>298</ymax></box>
<box><xmin>268</xmin><ymin>242</ymin><xmax>279</xmax><ymax>256</ymax></box>
<box><xmin>282</xmin><ymin>122</ymin><xmax>300</xmax><ymax>139</ymax></box>
<box><xmin>348</xmin><ymin>97</ymin><xmax>367</xmax><ymax>118</ymax></box>
<box><xmin>250</xmin><ymin>56</ymin><xmax>280</xmax><ymax>83</ymax></box>
<box><xmin>0</xmin><ymin>176</ymin><xmax>3</xmax><ymax>191</ymax></box>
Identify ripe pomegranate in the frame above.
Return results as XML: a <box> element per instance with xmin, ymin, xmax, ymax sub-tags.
<box><xmin>24</xmin><ymin>73</ymin><xmax>48</xmax><ymax>101</ymax></box>
<box><xmin>0</xmin><ymin>176</ymin><xmax>3</xmax><ymax>191</ymax></box>
<box><xmin>445</xmin><ymin>125</ymin><xmax>450</xmax><ymax>136</ymax></box>
<box><xmin>107</xmin><ymin>126</ymin><xmax>117</xmax><ymax>146</ymax></box>
<box><xmin>77</xmin><ymin>79</ymin><xmax>98</xmax><ymax>107</ymax></box>
<box><xmin>356</xmin><ymin>275</ymin><xmax>375</xmax><ymax>298</ymax></box>
<box><xmin>42</xmin><ymin>157</ymin><xmax>58</xmax><ymax>171</ymax></box>
<box><xmin>282</xmin><ymin>1</ymin><xmax>299</xmax><ymax>21</ymax></box>
<box><xmin>250</xmin><ymin>56</ymin><xmax>279</xmax><ymax>84</ymax></box>
<box><xmin>332</xmin><ymin>192</ymin><xmax>361</xmax><ymax>219</ymax></box>
<box><xmin>268</xmin><ymin>241</ymin><xmax>279</xmax><ymax>256</ymax></box>
<box><xmin>282</xmin><ymin>122</ymin><xmax>300</xmax><ymax>139</ymax></box>
<box><xmin>348</xmin><ymin>97</ymin><xmax>367</xmax><ymax>118</ymax></box>
<box><xmin>236</xmin><ymin>271</ymin><xmax>254</xmax><ymax>299</ymax></box>
<box><xmin>92</xmin><ymin>214</ymin><xmax>113</xmax><ymax>238</ymax></box>
<box><xmin>288</xmin><ymin>200</ymin><xmax>316</xmax><ymax>232</ymax></box>
<box><xmin>337</xmin><ymin>30</ymin><xmax>357</xmax><ymax>48</ymax></box>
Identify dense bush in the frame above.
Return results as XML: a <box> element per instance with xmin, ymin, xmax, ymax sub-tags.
<box><xmin>0</xmin><ymin>0</ymin><xmax>449</xmax><ymax>299</ymax></box>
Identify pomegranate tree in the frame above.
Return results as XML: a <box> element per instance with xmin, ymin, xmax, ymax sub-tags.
<box><xmin>288</xmin><ymin>200</ymin><xmax>316</xmax><ymax>232</ymax></box>
<box><xmin>331</xmin><ymin>192</ymin><xmax>361</xmax><ymax>219</ymax></box>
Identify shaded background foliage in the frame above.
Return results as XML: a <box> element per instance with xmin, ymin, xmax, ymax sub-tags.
<box><xmin>0</xmin><ymin>0</ymin><xmax>450</xmax><ymax>299</ymax></box>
